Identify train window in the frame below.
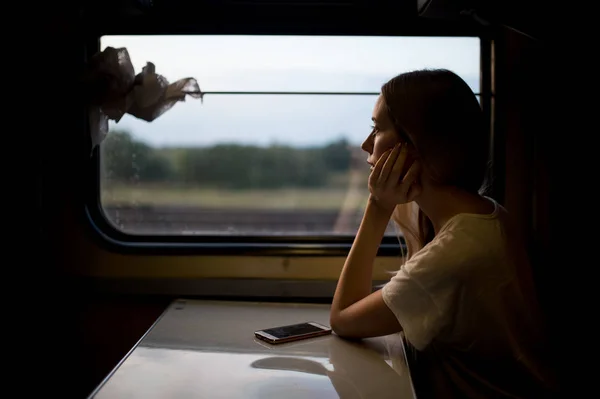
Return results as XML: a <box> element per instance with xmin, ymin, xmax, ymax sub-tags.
<box><xmin>95</xmin><ymin>35</ymin><xmax>481</xmax><ymax>242</ymax></box>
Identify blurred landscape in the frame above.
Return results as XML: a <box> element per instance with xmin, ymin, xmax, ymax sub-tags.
<box><xmin>100</xmin><ymin>130</ymin><xmax>375</xmax><ymax>235</ymax></box>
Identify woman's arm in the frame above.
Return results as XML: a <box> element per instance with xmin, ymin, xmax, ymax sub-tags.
<box><xmin>329</xmin><ymin>197</ymin><xmax>402</xmax><ymax>338</ymax></box>
<box><xmin>330</xmin><ymin>144</ymin><xmax>421</xmax><ymax>339</ymax></box>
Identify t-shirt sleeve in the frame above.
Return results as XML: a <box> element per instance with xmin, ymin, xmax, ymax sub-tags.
<box><xmin>381</xmin><ymin>233</ymin><xmax>465</xmax><ymax>350</ymax></box>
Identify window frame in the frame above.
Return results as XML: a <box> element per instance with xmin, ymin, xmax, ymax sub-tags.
<box><xmin>83</xmin><ymin>12</ymin><xmax>494</xmax><ymax>256</ymax></box>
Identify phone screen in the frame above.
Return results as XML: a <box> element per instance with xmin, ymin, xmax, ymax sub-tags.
<box><xmin>262</xmin><ymin>323</ymin><xmax>326</xmax><ymax>339</ymax></box>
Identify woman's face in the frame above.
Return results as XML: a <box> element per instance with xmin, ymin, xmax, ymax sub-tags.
<box><xmin>361</xmin><ymin>95</ymin><xmax>401</xmax><ymax>169</ymax></box>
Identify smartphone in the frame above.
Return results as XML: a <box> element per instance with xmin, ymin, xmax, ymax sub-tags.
<box><xmin>254</xmin><ymin>321</ymin><xmax>332</xmax><ymax>344</ymax></box>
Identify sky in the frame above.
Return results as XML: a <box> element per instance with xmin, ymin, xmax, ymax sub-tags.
<box><xmin>101</xmin><ymin>35</ymin><xmax>480</xmax><ymax>148</ymax></box>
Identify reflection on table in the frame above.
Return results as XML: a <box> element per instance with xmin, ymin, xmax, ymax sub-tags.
<box><xmin>89</xmin><ymin>299</ymin><xmax>416</xmax><ymax>399</ymax></box>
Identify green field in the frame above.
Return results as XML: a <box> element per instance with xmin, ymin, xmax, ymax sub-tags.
<box><xmin>101</xmin><ymin>184</ymin><xmax>371</xmax><ymax>210</ymax></box>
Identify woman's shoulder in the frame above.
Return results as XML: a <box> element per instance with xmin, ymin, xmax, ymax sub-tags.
<box><xmin>406</xmin><ymin>204</ymin><xmax>508</xmax><ymax>277</ymax></box>
<box><xmin>440</xmin><ymin>196</ymin><xmax>503</xmax><ymax>232</ymax></box>
<box><xmin>438</xmin><ymin>197</ymin><xmax>508</xmax><ymax>251</ymax></box>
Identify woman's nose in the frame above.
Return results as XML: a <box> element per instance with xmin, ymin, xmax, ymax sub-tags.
<box><xmin>361</xmin><ymin>138</ymin><xmax>372</xmax><ymax>153</ymax></box>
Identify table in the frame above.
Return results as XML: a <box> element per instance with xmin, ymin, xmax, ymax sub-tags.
<box><xmin>88</xmin><ymin>299</ymin><xmax>416</xmax><ymax>399</ymax></box>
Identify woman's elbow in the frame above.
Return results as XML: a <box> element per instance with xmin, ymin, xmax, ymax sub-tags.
<box><xmin>330</xmin><ymin>310</ymin><xmax>401</xmax><ymax>339</ymax></box>
<box><xmin>330</xmin><ymin>312</ymin><xmax>357</xmax><ymax>339</ymax></box>
<box><xmin>329</xmin><ymin>312</ymin><xmax>344</xmax><ymax>336</ymax></box>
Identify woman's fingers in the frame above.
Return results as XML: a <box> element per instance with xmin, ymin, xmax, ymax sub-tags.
<box><xmin>369</xmin><ymin>148</ymin><xmax>391</xmax><ymax>190</ymax></box>
<box><xmin>369</xmin><ymin>145</ymin><xmax>423</xmax><ymax>204</ymax></box>
<box><xmin>387</xmin><ymin>144</ymin><xmax>408</xmax><ymax>189</ymax></box>
<box><xmin>377</xmin><ymin>145</ymin><xmax>400</xmax><ymax>187</ymax></box>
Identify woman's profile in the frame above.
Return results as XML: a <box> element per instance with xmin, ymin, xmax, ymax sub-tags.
<box><xmin>330</xmin><ymin>69</ymin><xmax>556</xmax><ymax>398</ymax></box>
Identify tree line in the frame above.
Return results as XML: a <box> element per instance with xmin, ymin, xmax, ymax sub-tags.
<box><xmin>100</xmin><ymin>131</ymin><xmax>354</xmax><ymax>189</ymax></box>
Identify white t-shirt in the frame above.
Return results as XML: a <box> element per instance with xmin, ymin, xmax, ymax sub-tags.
<box><xmin>382</xmin><ymin>198</ymin><xmax>555</xmax><ymax>398</ymax></box>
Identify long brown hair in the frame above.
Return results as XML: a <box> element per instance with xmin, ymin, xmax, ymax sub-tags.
<box><xmin>381</xmin><ymin>69</ymin><xmax>490</xmax><ymax>257</ymax></box>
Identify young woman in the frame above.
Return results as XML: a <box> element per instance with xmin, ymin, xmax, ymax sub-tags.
<box><xmin>330</xmin><ymin>69</ymin><xmax>556</xmax><ymax>398</ymax></box>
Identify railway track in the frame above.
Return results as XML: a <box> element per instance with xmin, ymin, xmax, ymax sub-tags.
<box><xmin>102</xmin><ymin>205</ymin><xmax>373</xmax><ymax>235</ymax></box>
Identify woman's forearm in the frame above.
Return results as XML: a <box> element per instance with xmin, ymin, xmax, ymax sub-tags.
<box><xmin>331</xmin><ymin>197</ymin><xmax>394</xmax><ymax>313</ymax></box>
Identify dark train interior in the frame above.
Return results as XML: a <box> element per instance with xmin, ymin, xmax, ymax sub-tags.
<box><xmin>18</xmin><ymin>0</ymin><xmax>577</xmax><ymax>397</ymax></box>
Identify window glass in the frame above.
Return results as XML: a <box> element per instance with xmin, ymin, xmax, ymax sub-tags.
<box><xmin>99</xmin><ymin>35</ymin><xmax>480</xmax><ymax>236</ymax></box>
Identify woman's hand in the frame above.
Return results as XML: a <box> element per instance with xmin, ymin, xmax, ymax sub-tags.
<box><xmin>368</xmin><ymin>143</ymin><xmax>422</xmax><ymax>213</ymax></box>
